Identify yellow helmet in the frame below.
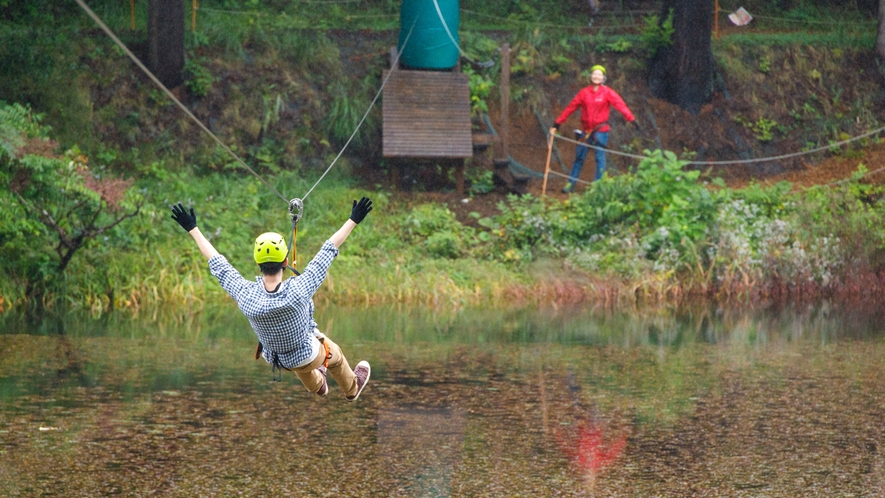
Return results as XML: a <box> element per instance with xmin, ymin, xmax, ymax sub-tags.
<box><xmin>590</xmin><ymin>64</ymin><xmax>606</xmax><ymax>75</ymax></box>
<box><xmin>253</xmin><ymin>232</ymin><xmax>288</xmax><ymax>264</ymax></box>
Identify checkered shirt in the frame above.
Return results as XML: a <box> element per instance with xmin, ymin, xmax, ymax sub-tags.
<box><xmin>208</xmin><ymin>240</ymin><xmax>339</xmax><ymax>369</ymax></box>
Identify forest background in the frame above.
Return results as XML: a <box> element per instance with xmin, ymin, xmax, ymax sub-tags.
<box><xmin>2</xmin><ymin>0</ymin><xmax>885</xmax><ymax>315</ymax></box>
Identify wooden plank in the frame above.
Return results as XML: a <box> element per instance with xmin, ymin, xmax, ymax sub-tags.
<box><xmin>382</xmin><ymin>69</ymin><xmax>473</xmax><ymax>158</ymax></box>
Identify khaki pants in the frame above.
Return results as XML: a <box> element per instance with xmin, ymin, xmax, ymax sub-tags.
<box><xmin>292</xmin><ymin>332</ymin><xmax>357</xmax><ymax>398</ymax></box>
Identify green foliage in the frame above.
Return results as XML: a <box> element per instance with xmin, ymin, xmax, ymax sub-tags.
<box><xmin>404</xmin><ymin>204</ymin><xmax>476</xmax><ymax>259</ymax></box>
<box><xmin>758</xmin><ymin>56</ymin><xmax>771</xmax><ymax>73</ymax></box>
<box><xmin>0</xmin><ymin>102</ymin><xmax>46</xmax><ymax>157</ymax></box>
<box><xmin>184</xmin><ymin>57</ymin><xmax>216</xmax><ymax>98</ymax></box>
<box><xmin>467</xmin><ymin>167</ymin><xmax>494</xmax><ymax>195</ymax></box>
<box><xmin>735</xmin><ymin>115</ymin><xmax>779</xmax><ymax>142</ymax></box>
<box><xmin>640</xmin><ymin>9</ymin><xmax>674</xmax><ymax>55</ymax></box>
<box><xmin>599</xmin><ymin>38</ymin><xmax>633</xmax><ymax>53</ymax></box>
<box><xmin>0</xmin><ymin>103</ymin><xmax>143</xmax><ymax>305</ymax></box>
<box><xmin>325</xmin><ymin>84</ymin><xmax>367</xmax><ymax>149</ymax></box>
<box><xmin>463</xmin><ymin>65</ymin><xmax>495</xmax><ymax>118</ymax></box>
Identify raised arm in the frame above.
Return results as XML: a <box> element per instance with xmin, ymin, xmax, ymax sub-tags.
<box><xmin>171</xmin><ymin>203</ymin><xmax>219</xmax><ymax>260</ymax></box>
<box><xmin>290</xmin><ymin>197</ymin><xmax>373</xmax><ymax>300</ymax></box>
<box><xmin>329</xmin><ymin>196</ymin><xmax>372</xmax><ymax>249</ymax></box>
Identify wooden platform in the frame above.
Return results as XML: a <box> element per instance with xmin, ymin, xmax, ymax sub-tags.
<box><xmin>382</xmin><ymin>70</ymin><xmax>472</xmax><ymax>158</ymax></box>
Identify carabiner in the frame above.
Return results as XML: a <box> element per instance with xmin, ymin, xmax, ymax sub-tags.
<box><xmin>288</xmin><ymin>198</ymin><xmax>304</xmax><ymax>223</ymax></box>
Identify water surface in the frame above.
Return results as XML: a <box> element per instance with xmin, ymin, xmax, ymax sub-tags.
<box><xmin>1</xmin><ymin>304</ymin><xmax>884</xmax><ymax>496</ymax></box>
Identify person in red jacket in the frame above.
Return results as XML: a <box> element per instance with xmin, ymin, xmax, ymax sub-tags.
<box><xmin>550</xmin><ymin>65</ymin><xmax>638</xmax><ymax>193</ymax></box>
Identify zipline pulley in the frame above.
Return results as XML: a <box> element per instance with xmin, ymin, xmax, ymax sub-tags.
<box><xmin>288</xmin><ymin>198</ymin><xmax>304</xmax><ymax>223</ymax></box>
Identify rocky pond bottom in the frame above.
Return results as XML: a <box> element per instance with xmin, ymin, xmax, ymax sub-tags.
<box><xmin>1</xmin><ymin>304</ymin><xmax>883</xmax><ymax>496</ymax></box>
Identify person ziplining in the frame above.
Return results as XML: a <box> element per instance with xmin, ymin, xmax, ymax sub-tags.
<box><xmin>170</xmin><ymin>198</ymin><xmax>374</xmax><ymax>400</ymax></box>
<box><xmin>550</xmin><ymin>65</ymin><xmax>639</xmax><ymax>193</ymax></box>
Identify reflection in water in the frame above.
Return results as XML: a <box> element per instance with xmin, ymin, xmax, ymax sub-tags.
<box><xmin>377</xmin><ymin>408</ymin><xmax>465</xmax><ymax>496</ymax></box>
<box><xmin>556</xmin><ymin>417</ymin><xmax>627</xmax><ymax>493</ymax></box>
<box><xmin>1</xmin><ymin>304</ymin><xmax>885</xmax><ymax>495</ymax></box>
<box><xmin>552</xmin><ymin>371</ymin><xmax>628</xmax><ymax>495</ymax></box>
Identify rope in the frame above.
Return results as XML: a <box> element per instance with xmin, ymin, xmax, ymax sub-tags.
<box><xmin>431</xmin><ymin>0</ymin><xmax>476</xmax><ymax>63</ymax></box>
<box><xmin>751</xmin><ymin>15</ymin><xmax>873</xmax><ymax>25</ymax></box>
<box><xmin>73</xmin><ymin>0</ymin><xmax>289</xmax><ymax>203</ymax></box>
<box><xmin>459</xmin><ymin>8</ymin><xmax>641</xmax><ymax>30</ymax></box>
<box><xmin>300</xmin><ymin>17</ymin><xmax>417</xmax><ymax>200</ymax></box>
<box><xmin>545</xmin><ymin>130</ymin><xmax>885</xmax><ymax>188</ymax></box>
<box><xmin>551</xmin><ymin>122</ymin><xmax>885</xmax><ymax>166</ymax></box>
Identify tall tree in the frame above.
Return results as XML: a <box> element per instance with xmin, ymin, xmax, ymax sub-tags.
<box><xmin>647</xmin><ymin>0</ymin><xmax>714</xmax><ymax>115</ymax></box>
<box><xmin>878</xmin><ymin>0</ymin><xmax>885</xmax><ymax>61</ymax></box>
<box><xmin>147</xmin><ymin>0</ymin><xmax>184</xmax><ymax>89</ymax></box>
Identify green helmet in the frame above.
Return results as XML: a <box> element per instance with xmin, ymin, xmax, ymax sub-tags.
<box><xmin>253</xmin><ymin>232</ymin><xmax>288</xmax><ymax>264</ymax></box>
<box><xmin>590</xmin><ymin>64</ymin><xmax>606</xmax><ymax>75</ymax></box>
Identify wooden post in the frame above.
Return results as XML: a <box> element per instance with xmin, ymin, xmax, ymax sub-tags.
<box><xmin>542</xmin><ymin>131</ymin><xmax>553</xmax><ymax>197</ymax></box>
<box><xmin>389</xmin><ymin>46</ymin><xmax>398</xmax><ymax>69</ymax></box>
<box><xmin>500</xmin><ymin>43</ymin><xmax>511</xmax><ymax>162</ymax></box>
<box><xmin>714</xmin><ymin>0</ymin><xmax>719</xmax><ymax>39</ymax></box>
<box><xmin>390</xmin><ymin>158</ymin><xmax>400</xmax><ymax>192</ymax></box>
<box><xmin>131</xmin><ymin>0</ymin><xmax>135</xmax><ymax>30</ymax></box>
<box><xmin>455</xmin><ymin>158</ymin><xmax>465</xmax><ymax>195</ymax></box>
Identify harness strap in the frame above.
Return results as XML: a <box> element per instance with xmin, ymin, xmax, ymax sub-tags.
<box><xmin>320</xmin><ymin>337</ymin><xmax>331</xmax><ymax>369</ymax></box>
<box><xmin>286</xmin><ymin>219</ymin><xmax>300</xmax><ymax>276</ymax></box>
<box><xmin>260</xmin><ymin>338</ymin><xmax>329</xmax><ymax>381</ymax></box>
<box><xmin>271</xmin><ymin>351</ymin><xmax>285</xmax><ymax>382</ymax></box>
<box><xmin>581</xmin><ymin>123</ymin><xmax>609</xmax><ymax>146</ymax></box>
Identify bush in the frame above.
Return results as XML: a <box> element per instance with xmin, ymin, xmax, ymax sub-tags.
<box><xmin>0</xmin><ymin>102</ymin><xmax>143</xmax><ymax>306</ymax></box>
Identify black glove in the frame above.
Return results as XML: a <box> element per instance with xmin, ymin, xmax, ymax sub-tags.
<box><xmin>631</xmin><ymin>120</ymin><xmax>641</xmax><ymax>133</ymax></box>
<box><xmin>171</xmin><ymin>203</ymin><xmax>197</xmax><ymax>232</ymax></box>
<box><xmin>350</xmin><ymin>196</ymin><xmax>372</xmax><ymax>224</ymax></box>
<box><xmin>552</xmin><ymin>122</ymin><xmax>560</xmax><ymax>130</ymax></box>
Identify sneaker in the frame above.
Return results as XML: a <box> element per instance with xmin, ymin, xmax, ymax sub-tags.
<box><xmin>315</xmin><ymin>365</ymin><xmax>328</xmax><ymax>397</ymax></box>
<box><xmin>346</xmin><ymin>361</ymin><xmax>371</xmax><ymax>402</ymax></box>
<box><xmin>562</xmin><ymin>182</ymin><xmax>575</xmax><ymax>193</ymax></box>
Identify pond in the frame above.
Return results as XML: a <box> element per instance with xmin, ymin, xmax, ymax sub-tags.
<box><xmin>1</xmin><ymin>303</ymin><xmax>884</xmax><ymax>496</ymax></box>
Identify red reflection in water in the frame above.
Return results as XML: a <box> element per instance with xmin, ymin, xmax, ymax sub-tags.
<box><xmin>556</xmin><ymin>418</ymin><xmax>627</xmax><ymax>473</ymax></box>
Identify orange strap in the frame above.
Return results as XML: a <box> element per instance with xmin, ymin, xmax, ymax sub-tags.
<box><xmin>321</xmin><ymin>338</ymin><xmax>331</xmax><ymax>368</ymax></box>
<box><xmin>288</xmin><ymin>224</ymin><xmax>298</xmax><ymax>272</ymax></box>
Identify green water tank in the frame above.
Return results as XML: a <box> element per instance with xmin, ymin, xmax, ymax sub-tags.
<box><xmin>398</xmin><ymin>0</ymin><xmax>460</xmax><ymax>70</ymax></box>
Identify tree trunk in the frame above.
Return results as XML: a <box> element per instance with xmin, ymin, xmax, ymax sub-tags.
<box><xmin>148</xmin><ymin>0</ymin><xmax>184</xmax><ymax>89</ymax></box>
<box><xmin>878</xmin><ymin>0</ymin><xmax>885</xmax><ymax>61</ymax></box>
<box><xmin>647</xmin><ymin>0</ymin><xmax>714</xmax><ymax>116</ymax></box>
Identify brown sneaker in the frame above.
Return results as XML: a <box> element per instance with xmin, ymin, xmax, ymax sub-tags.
<box><xmin>346</xmin><ymin>361</ymin><xmax>370</xmax><ymax>402</ymax></box>
<box><xmin>315</xmin><ymin>365</ymin><xmax>328</xmax><ymax>397</ymax></box>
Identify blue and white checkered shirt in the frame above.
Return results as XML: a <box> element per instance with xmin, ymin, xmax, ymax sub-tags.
<box><xmin>208</xmin><ymin>240</ymin><xmax>339</xmax><ymax>369</ymax></box>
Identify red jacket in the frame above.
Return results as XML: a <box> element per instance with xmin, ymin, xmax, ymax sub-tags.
<box><xmin>555</xmin><ymin>85</ymin><xmax>635</xmax><ymax>133</ymax></box>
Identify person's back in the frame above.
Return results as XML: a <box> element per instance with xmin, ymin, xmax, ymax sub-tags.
<box><xmin>170</xmin><ymin>198</ymin><xmax>374</xmax><ymax>400</ymax></box>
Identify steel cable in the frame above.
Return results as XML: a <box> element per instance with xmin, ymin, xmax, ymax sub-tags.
<box><xmin>74</xmin><ymin>0</ymin><xmax>290</xmax><ymax>203</ymax></box>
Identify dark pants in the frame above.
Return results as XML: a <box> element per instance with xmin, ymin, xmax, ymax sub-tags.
<box><xmin>569</xmin><ymin>131</ymin><xmax>610</xmax><ymax>183</ymax></box>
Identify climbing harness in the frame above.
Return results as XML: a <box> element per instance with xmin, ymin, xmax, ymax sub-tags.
<box><xmin>253</xmin><ymin>342</ymin><xmax>288</xmax><ymax>382</ymax></box>
<box><xmin>258</xmin><ymin>336</ymin><xmax>331</xmax><ymax>382</ymax></box>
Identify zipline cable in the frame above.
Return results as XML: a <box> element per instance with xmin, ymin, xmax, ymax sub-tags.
<box><xmin>73</xmin><ymin>0</ymin><xmax>290</xmax><ymax>203</ymax></box>
<box><xmin>300</xmin><ymin>17</ymin><xmax>417</xmax><ymax>201</ymax></box>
